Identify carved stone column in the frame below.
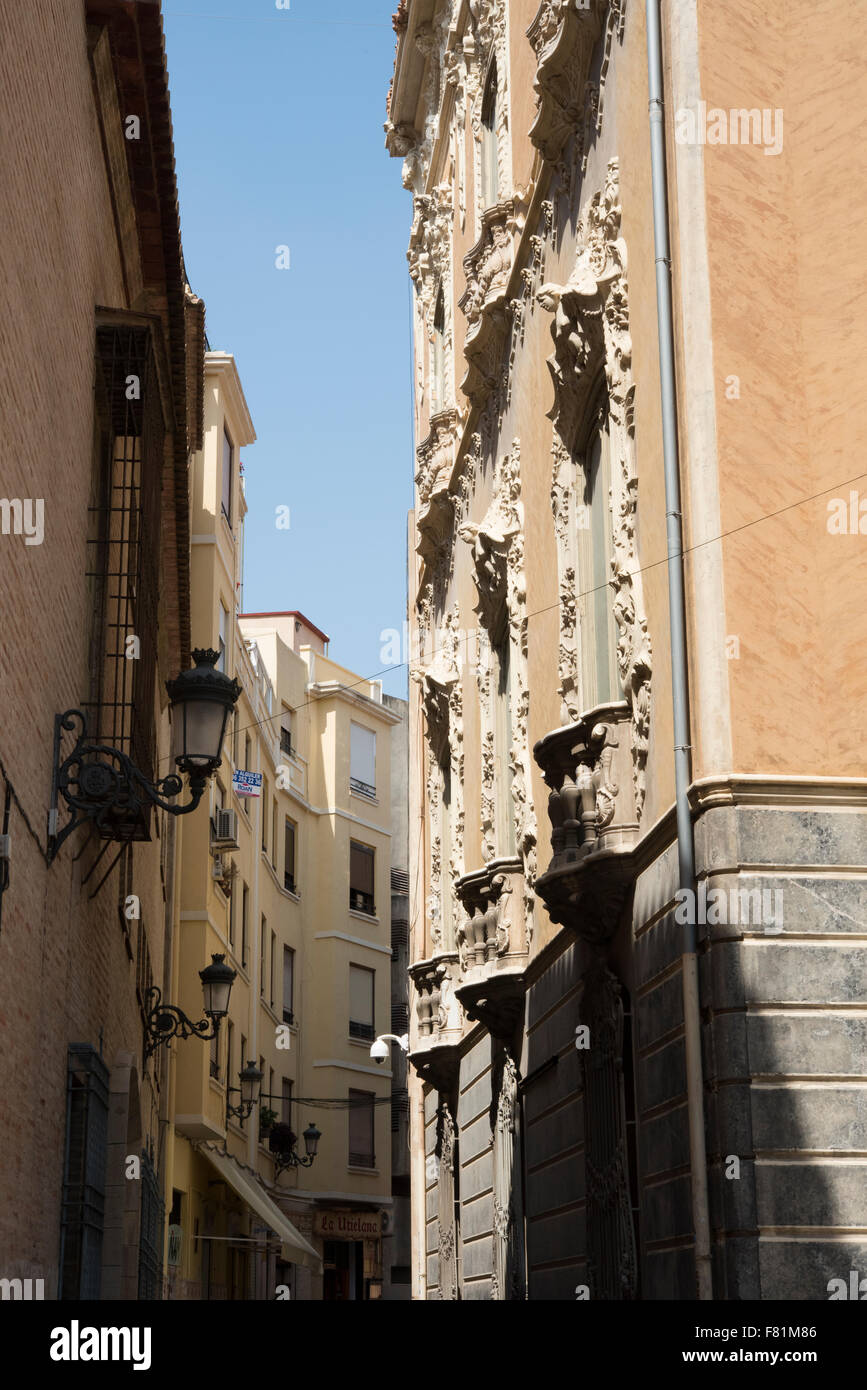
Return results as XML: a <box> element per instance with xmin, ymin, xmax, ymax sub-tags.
<box><xmin>490</xmin><ymin>1048</ymin><xmax>526</xmax><ymax>1300</ymax></box>
<box><xmin>436</xmin><ymin>1101</ymin><xmax>459</xmax><ymax>1300</ymax></box>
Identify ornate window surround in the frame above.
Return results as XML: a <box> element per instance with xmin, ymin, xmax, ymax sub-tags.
<box><xmin>537</xmin><ymin>158</ymin><xmax>651</xmax><ymax>822</ymax></box>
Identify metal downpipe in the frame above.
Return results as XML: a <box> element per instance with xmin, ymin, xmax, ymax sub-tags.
<box><xmin>645</xmin><ymin>0</ymin><xmax>712</xmax><ymax>1300</ymax></box>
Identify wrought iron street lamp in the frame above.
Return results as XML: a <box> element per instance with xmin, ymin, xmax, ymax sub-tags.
<box><xmin>49</xmin><ymin>649</ymin><xmax>241</xmax><ymax>860</ymax></box>
<box><xmin>144</xmin><ymin>953</ymin><xmax>237</xmax><ymax>1060</ymax></box>
<box><xmin>269</xmin><ymin>1121</ymin><xmax>322</xmax><ymax>1175</ymax></box>
<box><xmin>226</xmin><ymin>1058</ymin><xmax>264</xmax><ymax>1124</ymax></box>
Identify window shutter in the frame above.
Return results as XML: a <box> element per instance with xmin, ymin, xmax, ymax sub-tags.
<box><xmin>350</xmin><ymin>842</ymin><xmax>375</xmax><ymax>896</ymax></box>
<box><xmin>350</xmin><ymin>723</ymin><xmax>377</xmax><ymax>797</ymax></box>
<box><xmin>348</xmin><ymin>1090</ymin><xmax>375</xmax><ymax>1167</ymax></box>
<box><xmin>349</xmin><ymin>965</ymin><xmax>374</xmax><ymax>1028</ymax></box>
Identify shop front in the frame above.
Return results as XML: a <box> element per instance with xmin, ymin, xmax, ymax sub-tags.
<box><xmin>315</xmin><ymin>1209</ymin><xmax>385</xmax><ymax>1301</ymax></box>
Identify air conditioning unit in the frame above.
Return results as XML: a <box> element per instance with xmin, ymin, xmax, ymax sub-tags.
<box><xmin>211</xmin><ymin>808</ymin><xmax>239</xmax><ymax>851</ymax></box>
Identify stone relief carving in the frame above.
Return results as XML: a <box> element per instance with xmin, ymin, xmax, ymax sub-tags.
<box><xmin>510</xmin><ymin>198</ymin><xmax>555</xmax><ymax>379</ymax></box>
<box><xmin>416</xmin><ymin>408</ymin><xmax>460</xmax><ymax>569</ymax></box>
<box><xmin>537</xmin><ymin>159</ymin><xmax>651</xmax><ymax>820</ymax></box>
<box><xmin>490</xmin><ymin>1050</ymin><xmax>525</xmax><ymax>1300</ymax></box>
<box><xmin>459</xmin><ymin>199</ymin><xmax>525</xmax><ymax>411</ymax></box>
<box><xmin>459</xmin><ymin>443</ymin><xmax>537</xmax><ymax>942</ymax></box>
<box><xmin>436</xmin><ymin>1101</ymin><xmax>459</xmax><ymax>1300</ymax></box>
<box><xmin>467</xmin><ymin>0</ymin><xmax>511</xmax><ymax>231</ymax></box>
<box><xmin>526</xmin><ymin>1</ymin><xmax>606</xmax><ymax>168</ymax></box>
<box><xmin>409</xmin><ymin>181</ymin><xmax>456</xmax><ymax>421</ymax></box>
<box><xmin>416</xmin><ymin>603</ymin><xmax>466</xmax><ymax>956</ymax></box>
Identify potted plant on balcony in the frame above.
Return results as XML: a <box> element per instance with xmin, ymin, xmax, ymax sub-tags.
<box><xmin>258</xmin><ymin>1106</ymin><xmax>278</xmax><ymax>1141</ymax></box>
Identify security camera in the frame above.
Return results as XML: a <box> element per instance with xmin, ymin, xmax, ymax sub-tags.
<box><xmin>370</xmin><ymin>1038</ymin><xmax>389</xmax><ymax>1065</ymax></box>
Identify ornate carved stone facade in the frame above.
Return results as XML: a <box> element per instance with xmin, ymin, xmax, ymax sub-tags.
<box><xmin>538</xmin><ymin>158</ymin><xmax>651</xmax><ymax>821</ymax></box>
<box><xmin>393</xmin><ymin>1</ymin><xmax>645</xmax><ymax>1305</ymax></box>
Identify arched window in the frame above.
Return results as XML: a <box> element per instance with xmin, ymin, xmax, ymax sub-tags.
<box><xmin>481</xmin><ymin>61</ymin><xmax>499</xmax><ymax>210</ymax></box>
<box><xmin>577</xmin><ymin>392</ymin><xmax>620</xmax><ymax>707</ymax></box>
<box><xmin>432</xmin><ymin>285</ymin><xmax>446</xmax><ymax>412</ymax></box>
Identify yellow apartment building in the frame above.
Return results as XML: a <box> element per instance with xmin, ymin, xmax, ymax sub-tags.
<box><xmin>163</xmin><ymin>351</ymin><xmax>405</xmax><ymax>1299</ymax></box>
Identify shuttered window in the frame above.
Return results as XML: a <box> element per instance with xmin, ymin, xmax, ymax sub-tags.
<box><xmin>283</xmin><ymin>947</ymin><xmax>295</xmax><ymax>1024</ymax></box>
<box><xmin>350</xmin><ymin>723</ymin><xmax>376</xmax><ymax>799</ymax></box>
<box><xmin>350</xmin><ymin>840</ymin><xmax>375</xmax><ymax>916</ymax></box>
<box><xmin>348</xmin><ymin>1090</ymin><xmax>375</xmax><ymax>1169</ymax></box>
<box><xmin>349</xmin><ymin>964</ymin><xmax>375</xmax><ymax>1041</ymax></box>
<box><xmin>284</xmin><ymin>819</ymin><xmax>296</xmax><ymax>893</ymax></box>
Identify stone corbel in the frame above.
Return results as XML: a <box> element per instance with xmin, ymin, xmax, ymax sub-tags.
<box><xmin>459</xmin><ymin>199</ymin><xmax>524</xmax><ymax>409</ymax></box>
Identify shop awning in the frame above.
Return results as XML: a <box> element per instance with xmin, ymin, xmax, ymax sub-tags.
<box><xmin>195</xmin><ymin>1142</ymin><xmax>322</xmax><ymax>1273</ymax></box>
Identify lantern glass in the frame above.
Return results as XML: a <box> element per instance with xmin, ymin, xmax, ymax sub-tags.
<box><xmin>166</xmin><ymin>649</ymin><xmax>240</xmax><ymax>778</ymax></box>
<box><xmin>175</xmin><ymin>698</ymin><xmax>229</xmax><ymax>772</ymax></box>
<box><xmin>240</xmin><ymin>1060</ymin><xmax>263</xmax><ymax>1107</ymax></box>
<box><xmin>199</xmin><ymin>954</ymin><xmax>236</xmax><ymax>1019</ymax></box>
<box><xmin>303</xmin><ymin>1122</ymin><xmax>321</xmax><ymax>1158</ymax></box>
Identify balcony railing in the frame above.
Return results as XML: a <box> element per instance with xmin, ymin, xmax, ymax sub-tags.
<box><xmin>280</xmin><ymin>729</ymin><xmax>293</xmax><ymax>756</ymax></box>
<box><xmin>350</xmin><ymin>890</ymin><xmax>375</xmax><ymax>916</ymax></box>
<box><xmin>349</xmin><ymin>1020</ymin><xmax>376</xmax><ymax>1042</ymax></box>
<box><xmin>282</xmin><ymin>1008</ymin><xmax>294</xmax><ymax>1026</ymax></box>
<box><xmin>350</xmin><ymin>776</ymin><xmax>376</xmax><ymax>800</ymax></box>
<box><xmin>284</xmin><ymin>872</ymin><xmax>296</xmax><ymax>894</ymax></box>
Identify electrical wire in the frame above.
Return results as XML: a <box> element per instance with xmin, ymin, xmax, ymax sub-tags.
<box><xmin>157</xmin><ymin>465</ymin><xmax>867</xmax><ymax>772</ymax></box>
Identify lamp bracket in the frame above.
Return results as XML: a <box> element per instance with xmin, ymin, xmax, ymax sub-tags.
<box><xmin>143</xmin><ymin>984</ymin><xmax>219</xmax><ymax>1060</ymax></box>
<box><xmin>49</xmin><ymin>709</ymin><xmax>208</xmax><ymax>862</ymax></box>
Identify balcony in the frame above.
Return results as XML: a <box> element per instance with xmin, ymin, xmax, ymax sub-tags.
<box><xmin>453</xmin><ymin>858</ymin><xmax>529</xmax><ymax>1040</ymax></box>
<box><xmin>533</xmin><ymin>702</ymin><xmax>638</xmax><ymax>945</ymax></box>
<box><xmin>408</xmin><ymin>953</ymin><xmax>462</xmax><ymax>1092</ymax></box>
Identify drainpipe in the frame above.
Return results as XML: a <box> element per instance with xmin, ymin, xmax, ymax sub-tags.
<box><xmin>645</xmin><ymin>0</ymin><xmax>712</xmax><ymax>1300</ymax></box>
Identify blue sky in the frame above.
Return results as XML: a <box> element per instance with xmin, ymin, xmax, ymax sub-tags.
<box><xmin>163</xmin><ymin>0</ymin><xmax>412</xmax><ymax>697</ymax></box>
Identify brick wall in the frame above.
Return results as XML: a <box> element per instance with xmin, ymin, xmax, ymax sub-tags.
<box><xmin>0</xmin><ymin>1</ymin><xmax>181</xmax><ymax>1295</ymax></box>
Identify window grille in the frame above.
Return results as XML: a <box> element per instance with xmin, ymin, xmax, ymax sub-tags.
<box><xmin>138</xmin><ymin>1149</ymin><xmax>164</xmax><ymax>1300</ymax></box>
<box><xmin>87</xmin><ymin>324</ymin><xmax>164</xmax><ymax>840</ymax></box>
<box><xmin>59</xmin><ymin>1045</ymin><xmax>109</xmax><ymax>1300</ymax></box>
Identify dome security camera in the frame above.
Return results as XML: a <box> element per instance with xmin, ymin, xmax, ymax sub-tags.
<box><xmin>370</xmin><ymin>1037</ymin><xmax>389</xmax><ymax>1065</ymax></box>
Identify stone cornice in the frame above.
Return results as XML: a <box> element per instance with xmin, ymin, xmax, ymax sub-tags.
<box><xmin>205</xmin><ymin>352</ymin><xmax>256</xmax><ymax>447</ymax></box>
